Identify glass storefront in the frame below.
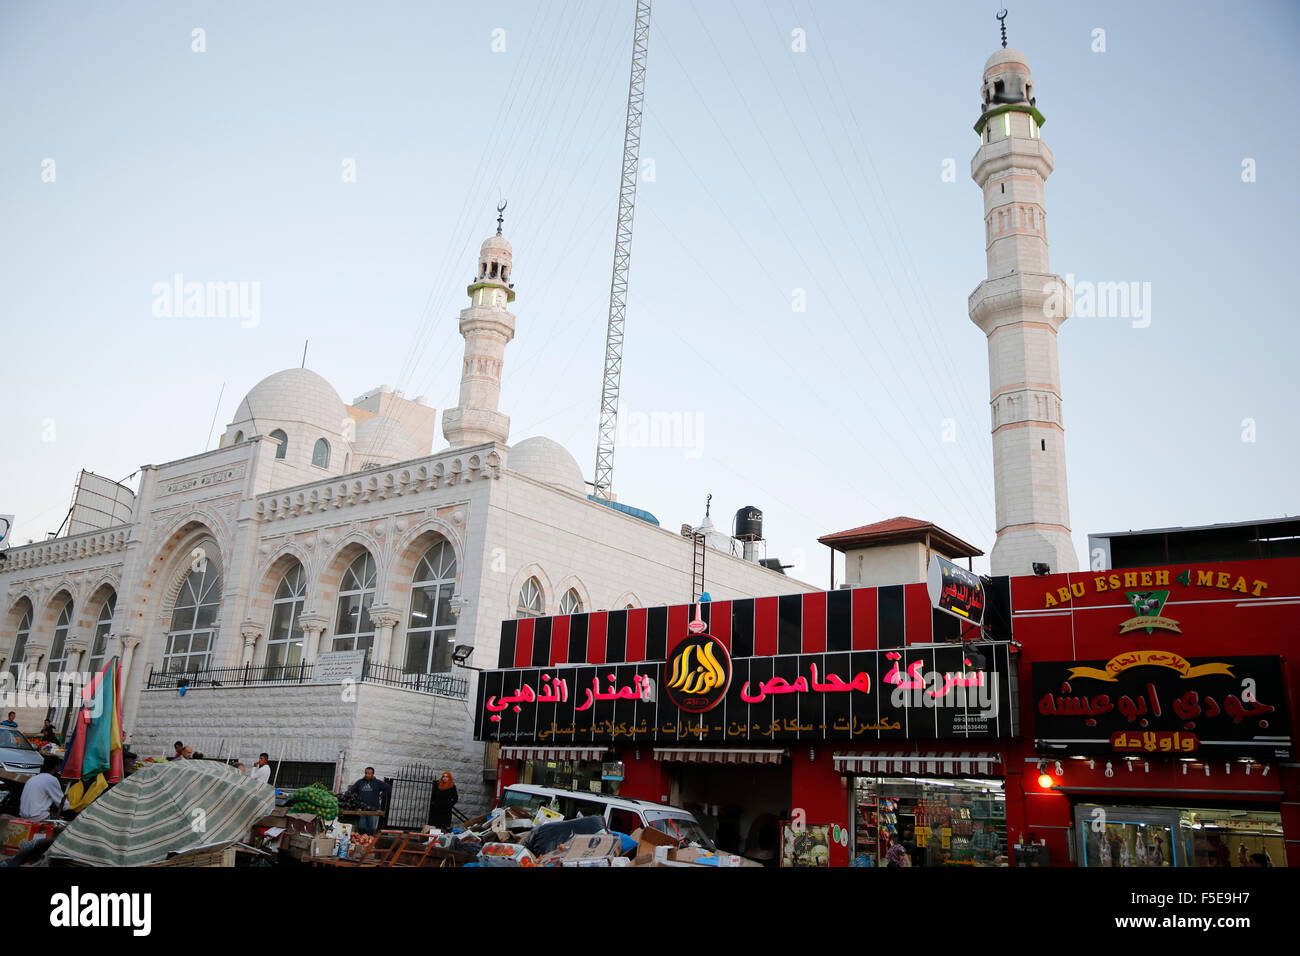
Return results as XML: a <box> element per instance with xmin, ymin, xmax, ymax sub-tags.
<box><xmin>1075</xmin><ymin>803</ymin><xmax>1286</xmax><ymax>867</ymax></box>
<box><xmin>853</xmin><ymin>776</ymin><xmax>1008</xmax><ymax>867</ymax></box>
<box><xmin>519</xmin><ymin>758</ymin><xmax>621</xmax><ymax>796</ymax></box>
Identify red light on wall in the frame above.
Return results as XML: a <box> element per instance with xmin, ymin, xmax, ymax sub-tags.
<box><xmin>1038</xmin><ymin>772</ymin><xmax>1054</xmax><ymax>789</ymax></box>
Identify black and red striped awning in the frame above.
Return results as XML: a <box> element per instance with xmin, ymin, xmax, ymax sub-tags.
<box><xmin>833</xmin><ymin>751</ymin><xmax>1002</xmax><ymax>777</ymax></box>
<box><xmin>653</xmin><ymin>748</ymin><xmax>787</xmax><ymax>765</ymax></box>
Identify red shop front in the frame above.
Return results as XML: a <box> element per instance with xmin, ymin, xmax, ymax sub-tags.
<box><xmin>476</xmin><ymin>585</ymin><xmax>1022</xmax><ymax>868</ymax></box>
<box><xmin>1010</xmin><ymin>557</ymin><xmax>1298</xmax><ymax>868</ymax></box>
<box><xmin>475</xmin><ymin>558</ymin><xmax>1297</xmax><ymax>867</ymax></box>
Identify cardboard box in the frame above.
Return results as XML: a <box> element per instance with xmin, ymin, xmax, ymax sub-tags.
<box><xmin>480</xmin><ymin>842</ymin><xmax>538</xmax><ymax>866</ymax></box>
<box><xmin>282</xmin><ymin>833</ymin><xmax>314</xmax><ymax>860</ymax></box>
<box><xmin>284</xmin><ymin>812</ymin><xmax>319</xmax><ymax>836</ymax></box>
<box><xmin>311</xmin><ymin>835</ymin><xmax>336</xmax><ymax>858</ymax></box>
<box><xmin>539</xmin><ymin>835</ymin><xmax>625</xmax><ymax>866</ymax></box>
<box><xmin>3</xmin><ymin>817</ymin><xmax>57</xmax><ymax>851</ymax></box>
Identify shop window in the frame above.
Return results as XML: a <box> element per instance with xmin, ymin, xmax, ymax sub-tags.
<box><xmin>1074</xmin><ymin>803</ymin><xmax>1285</xmax><ymax>867</ymax></box>
<box><xmin>852</xmin><ymin>776</ymin><xmax>1007</xmax><ymax>867</ymax></box>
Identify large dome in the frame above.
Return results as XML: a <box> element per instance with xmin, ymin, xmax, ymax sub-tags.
<box><xmin>229</xmin><ymin>368</ymin><xmax>347</xmax><ymax>431</ymax></box>
<box><xmin>353</xmin><ymin>416</ymin><xmax>422</xmax><ymax>465</ymax></box>
<box><xmin>509</xmin><ymin>437</ymin><xmax>585</xmax><ymax>495</ymax></box>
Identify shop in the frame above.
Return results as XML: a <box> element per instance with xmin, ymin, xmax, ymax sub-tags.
<box><xmin>475</xmin><ymin>586</ymin><xmax>1021</xmax><ymax>867</ymax></box>
<box><xmin>1012</xmin><ymin>557</ymin><xmax>1299</xmax><ymax>867</ymax></box>
<box><xmin>475</xmin><ymin>556</ymin><xmax>1300</xmax><ymax>866</ymax></box>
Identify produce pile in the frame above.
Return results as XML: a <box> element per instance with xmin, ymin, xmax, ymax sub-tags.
<box><xmin>288</xmin><ymin>783</ymin><xmax>339</xmax><ymax>822</ymax></box>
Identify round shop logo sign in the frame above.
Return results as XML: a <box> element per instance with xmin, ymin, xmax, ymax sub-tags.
<box><xmin>665</xmin><ymin>633</ymin><xmax>732</xmax><ymax>713</ymax></box>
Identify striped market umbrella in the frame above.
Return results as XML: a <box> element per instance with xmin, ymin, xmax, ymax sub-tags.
<box><xmin>47</xmin><ymin>759</ymin><xmax>274</xmax><ymax>867</ymax></box>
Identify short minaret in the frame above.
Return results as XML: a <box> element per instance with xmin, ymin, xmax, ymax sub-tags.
<box><xmin>968</xmin><ymin>30</ymin><xmax>1078</xmax><ymax>576</ymax></box>
<box><xmin>442</xmin><ymin>206</ymin><xmax>517</xmax><ymax>448</ymax></box>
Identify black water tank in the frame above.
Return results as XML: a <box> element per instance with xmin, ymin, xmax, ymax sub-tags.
<box><xmin>735</xmin><ymin>506</ymin><xmax>763</xmax><ymax>541</ymax></box>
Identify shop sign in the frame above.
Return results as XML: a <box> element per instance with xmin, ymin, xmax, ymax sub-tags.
<box><xmin>474</xmin><ymin>642</ymin><xmax>1018</xmax><ymax>745</ymax></box>
<box><xmin>927</xmin><ymin>554</ymin><xmax>985</xmax><ymax>626</ymax></box>
<box><xmin>664</xmin><ymin>632</ymin><xmax>731</xmax><ymax>713</ymax></box>
<box><xmin>1039</xmin><ymin>566</ymin><xmax>1271</xmax><ymax>610</ymax></box>
<box><xmin>1032</xmin><ymin>654</ymin><xmax>1292</xmax><ymax>759</ymax></box>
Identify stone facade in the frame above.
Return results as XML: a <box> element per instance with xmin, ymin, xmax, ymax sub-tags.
<box><xmin>969</xmin><ymin>47</ymin><xmax>1078</xmax><ymax>576</ymax></box>
<box><xmin>0</xmin><ymin>225</ymin><xmax>814</xmax><ymax>817</ymax></box>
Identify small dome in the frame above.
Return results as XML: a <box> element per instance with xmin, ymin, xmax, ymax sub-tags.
<box><xmin>230</xmin><ymin>368</ymin><xmax>347</xmax><ymax>431</ymax></box>
<box><xmin>480</xmin><ymin>234</ymin><xmax>512</xmax><ymax>258</ymax></box>
<box><xmin>353</xmin><ymin>416</ymin><xmax>422</xmax><ymax>465</ymax></box>
<box><xmin>509</xmin><ymin>437</ymin><xmax>585</xmax><ymax>495</ymax></box>
<box><xmin>984</xmin><ymin>48</ymin><xmax>1031</xmax><ymax>76</ymax></box>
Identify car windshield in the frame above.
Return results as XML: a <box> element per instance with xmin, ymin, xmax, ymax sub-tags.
<box><xmin>0</xmin><ymin>728</ymin><xmax>37</xmax><ymax>752</ymax></box>
<box><xmin>648</xmin><ymin>815</ymin><xmax>717</xmax><ymax>851</ymax></box>
<box><xmin>502</xmin><ymin>790</ymin><xmax>548</xmax><ymax>811</ymax></box>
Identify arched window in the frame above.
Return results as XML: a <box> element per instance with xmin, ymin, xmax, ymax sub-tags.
<box><xmin>270</xmin><ymin>429</ymin><xmax>288</xmax><ymax>460</ymax></box>
<box><xmin>312</xmin><ymin>438</ymin><xmax>330</xmax><ymax>468</ymax></box>
<box><xmin>87</xmin><ymin>594</ymin><xmax>115</xmax><ymax>675</ymax></box>
<box><xmin>266</xmin><ymin>564</ymin><xmax>306</xmax><ymax>676</ymax></box>
<box><xmin>233</xmin><ymin>430</ymin><xmax>245</xmax><ymax>444</ymax></box>
<box><xmin>47</xmin><ymin>602</ymin><xmax>72</xmax><ymax>675</ymax></box>
<box><xmin>517</xmin><ymin>578</ymin><xmax>543</xmax><ymax>619</ymax></box>
<box><xmin>404</xmin><ymin>540</ymin><xmax>457</xmax><ymax>674</ymax></box>
<box><xmin>165</xmin><ymin>555</ymin><xmax>222</xmax><ymax>674</ymax></box>
<box><xmin>559</xmin><ymin>589</ymin><xmax>583</xmax><ymax>615</ymax></box>
<box><xmin>333</xmin><ymin>552</ymin><xmax>377</xmax><ymax>654</ymax></box>
<box><xmin>8</xmin><ymin>608</ymin><xmax>32</xmax><ymax>680</ymax></box>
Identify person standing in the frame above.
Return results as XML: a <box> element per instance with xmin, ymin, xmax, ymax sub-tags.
<box><xmin>248</xmin><ymin>753</ymin><xmax>272</xmax><ymax>786</ymax></box>
<box><xmin>0</xmin><ymin>712</ymin><xmax>17</xmax><ymax>728</ymax></box>
<box><xmin>885</xmin><ymin>834</ymin><xmax>910</xmax><ymax>867</ymax></box>
<box><xmin>427</xmin><ymin>771</ymin><xmax>459</xmax><ymax>830</ymax></box>
<box><xmin>346</xmin><ymin>767</ymin><xmax>391</xmax><ymax>835</ymax></box>
<box><xmin>40</xmin><ymin>720</ymin><xmax>59</xmax><ymax>745</ymax></box>
<box><xmin>19</xmin><ymin>756</ymin><xmax>69</xmax><ymax>821</ymax></box>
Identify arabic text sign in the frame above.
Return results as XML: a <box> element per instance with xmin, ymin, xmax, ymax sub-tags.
<box><xmin>474</xmin><ymin>643</ymin><xmax>1018</xmax><ymax>745</ymax></box>
<box><xmin>1032</xmin><ymin>654</ymin><xmax>1292</xmax><ymax>759</ymax></box>
<box><xmin>311</xmin><ymin>650</ymin><xmax>367</xmax><ymax>684</ymax></box>
<box><xmin>927</xmin><ymin>555</ymin><xmax>985</xmax><ymax>627</ymax></box>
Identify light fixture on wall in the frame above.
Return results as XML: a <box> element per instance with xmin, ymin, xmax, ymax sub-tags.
<box><xmin>1036</xmin><ymin>760</ymin><xmax>1054</xmax><ymax>789</ymax></box>
<box><xmin>451</xmin><ymin>644</ymin><xmax>482</xmax><ymax>672</ymax></box>
<box><xmin>1104</xmin><ymin>761</ymin><xmax>1114</xmax><ymax>778</ymax></box>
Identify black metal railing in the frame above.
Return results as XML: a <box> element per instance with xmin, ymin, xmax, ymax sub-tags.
<box><xmin>144</xmin><ymin>660</ymin><xmax>470</xmax><ymax>700</ymax></box>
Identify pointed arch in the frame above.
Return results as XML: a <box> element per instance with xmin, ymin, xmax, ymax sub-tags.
<box><xmin>612</xmin><ymin>591</ymin><xmax>641</xmax><ymax>611</ymax></box>
<box><xmin>554</xmin><ymin>575</ymin><xmax>591</xmax><ymax>616</ymax></box>
<box><xmin>509</xmin><ymin>563</ymin><xmax>554</xmax><ymax>618</ymax></box>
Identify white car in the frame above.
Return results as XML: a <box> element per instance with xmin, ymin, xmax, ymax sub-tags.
<box><xmin>500</xmin><ymin>784</ymin><xmax>716</xmax><ymax>850</ymax></box>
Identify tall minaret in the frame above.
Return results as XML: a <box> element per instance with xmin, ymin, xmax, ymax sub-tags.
<box><xmin>968</xmin><ymin>23</ymin><xmax>1078</xmax><ymax>576</ymax></box>
<box><xmin>442</xmin><ymin>206</ymin><xmax>517</xmax><ymax>448</ymax></box>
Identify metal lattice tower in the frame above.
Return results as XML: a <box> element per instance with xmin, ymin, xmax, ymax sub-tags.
<box><xmin>592</xmin><ymin>0</ymin><xmax>651</xmax><ymax>502</ymax></box>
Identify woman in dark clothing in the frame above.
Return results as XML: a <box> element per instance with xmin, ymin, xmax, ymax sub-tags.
<box><xmin>428</xmin><ymin>771</ymin><xmax>459</xmax><ymax>829</ymax></box>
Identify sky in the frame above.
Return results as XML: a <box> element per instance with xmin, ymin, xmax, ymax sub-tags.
<box><xmin>1</xmin><ymin>0</ymin><xmax>1297</xmax><ymax>590</ymax></box>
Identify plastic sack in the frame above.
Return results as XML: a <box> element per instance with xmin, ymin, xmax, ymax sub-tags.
<box><xmin>523</xmin><ymin>815</ymin><xmax>608</xmax><ymax>857</ymax></box>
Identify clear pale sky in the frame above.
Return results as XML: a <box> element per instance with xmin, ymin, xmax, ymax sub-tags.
<box><xmin>2</xmin><ymin>0</ymin><xmax>1297</xmax><ymax>588</ymax></box>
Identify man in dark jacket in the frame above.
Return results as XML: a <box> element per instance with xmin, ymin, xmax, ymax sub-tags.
<box><xmin>346</xmin><ymin>767</ymin><xmax>391</xmax><ymax>835</ymax></box>
<box><xmin>428</xmin><ymin>771</ymin><xmax>459</xmax><ymax>830</ymax></box>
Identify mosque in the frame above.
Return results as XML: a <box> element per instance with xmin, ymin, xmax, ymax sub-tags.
<box><xmin>0</xmin><ymin>24</ymin><xmax>1081</xmax><ymax>816</ymax></box>
<box><xmin>0</xmin><ymin>222</ymin><xmax>813</xmax><ymax>813</ymax></box>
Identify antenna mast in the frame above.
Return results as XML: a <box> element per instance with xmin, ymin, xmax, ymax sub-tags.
<box><xmin>592</xmin><ymin>0</ymin><xmax>651</xmax><ymax>502</ymax></box>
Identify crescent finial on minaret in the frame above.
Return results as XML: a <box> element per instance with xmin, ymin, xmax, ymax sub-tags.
<box><xmin>496</xmin><ymin>200</ymin><xmax>507</xmax><ymax>236</ymax></box>
<box><xmin>996</xmin><ymin>8</ymin><xmax>1008</xmax><ymax>49</ymax></box>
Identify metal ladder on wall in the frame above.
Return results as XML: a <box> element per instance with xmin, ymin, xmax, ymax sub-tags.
<box><xmin>691</xmin><ymin>530</ymin><xmax>706</xmax><ymax>603</ymax></box>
